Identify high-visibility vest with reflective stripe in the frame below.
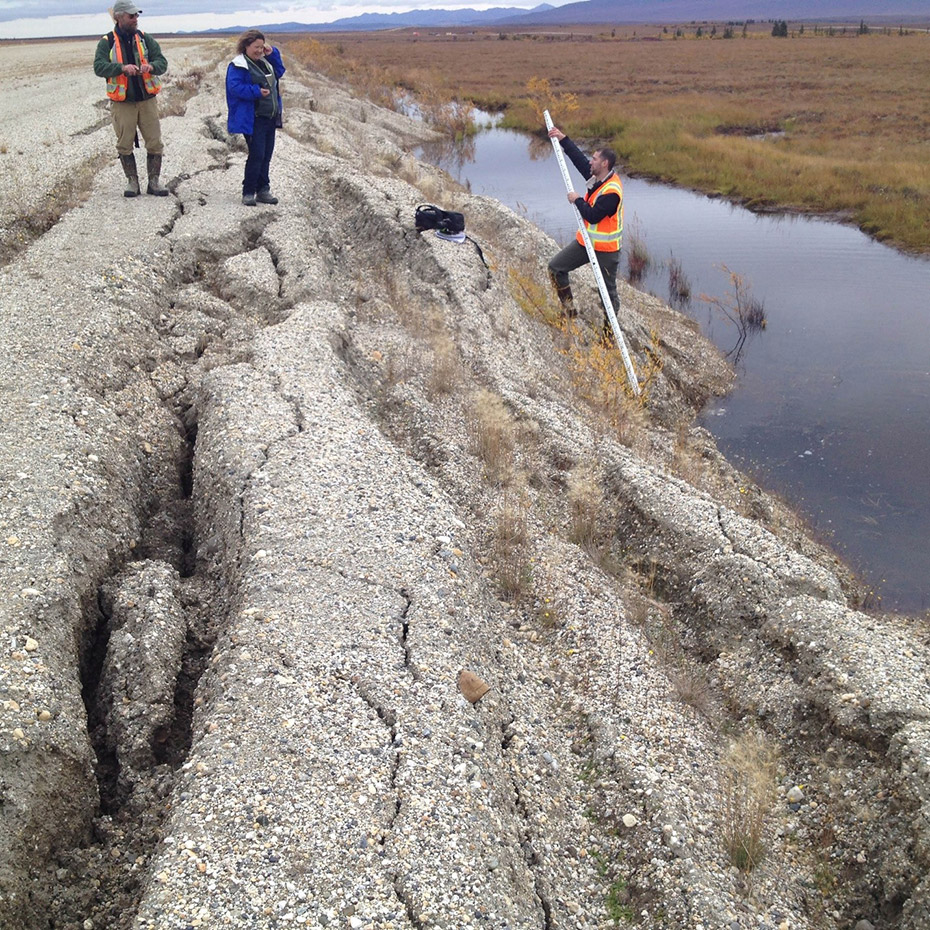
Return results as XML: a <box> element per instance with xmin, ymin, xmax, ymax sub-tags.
<box><xmin>106</xmin><ymin>30</ymin><xmax>162</xmax><ymax>101</ymax></box>
<box><xmin>575</xmin><ymin>173</ymin><xmax>623</xmax><ymax>252</ymax></box>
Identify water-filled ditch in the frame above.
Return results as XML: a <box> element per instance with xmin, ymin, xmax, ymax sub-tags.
<box><xmin>418</xmin><ymin>118</ymin><xmax>930</xmax><ymax>612</ymax></box>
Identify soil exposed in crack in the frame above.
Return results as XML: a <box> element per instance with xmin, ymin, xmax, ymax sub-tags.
<box><xmin>53</xmin><ymin>425</ymin><xmax>203</xmax><ymax>929</ymax></box>
<box><xmin>39</xmin><ymin>217</ymin><xmax>291</xmax><ymax>930</ymax></box>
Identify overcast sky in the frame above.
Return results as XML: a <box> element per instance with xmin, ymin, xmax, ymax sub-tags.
<box><xmin>0</xmin><ymin>0</ymin><xmax>571</xmax><ymax>39</ymax></box>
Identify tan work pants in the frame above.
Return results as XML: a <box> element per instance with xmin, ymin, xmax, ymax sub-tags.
<box><xmin>111</xmin><ymin>97</ymin><xmax>164</xmax><ymax>156</ymax></box>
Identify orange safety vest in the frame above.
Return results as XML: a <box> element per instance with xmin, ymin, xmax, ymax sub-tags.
<box><xmin>575</xmin><ymin>173</ymin><xmax>623</xmax><ymax>252</ymax></box>
<box><xmin>105</xmin><ymin>30</ymin><xmax>162</xmax><ymax>101</ymax></box>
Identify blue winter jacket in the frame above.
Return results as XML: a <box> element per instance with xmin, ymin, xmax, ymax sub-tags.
<box><xmin>226</xmin><ymin>47</ymin><xmax>285</xmax><ymax>135</ymax></box>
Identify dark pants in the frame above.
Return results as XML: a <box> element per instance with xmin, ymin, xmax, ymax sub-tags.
<box><xmin>549</xmin><ymin>240</ymin><xmax>621</xmax><ymax>318</ymax></box>
<box><xmin>243</xmin><ymin>116</ymin><xmax>276</xmax><ymax>196</ymax></box>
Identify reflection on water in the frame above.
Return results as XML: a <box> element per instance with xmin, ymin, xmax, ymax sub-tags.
<box><xmin>417</xmin><ymin>124</ymin><xmax>930</xmax><ymax>612</ymax></box>
<box><xmin>420</xmin><ymin>134</ymin><xmax>477</xmax><ymax>174</ymax></box>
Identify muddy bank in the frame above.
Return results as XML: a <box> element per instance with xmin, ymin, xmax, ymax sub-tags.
<box><xmin>1</xmin><ymin>39</ymin><xmax>929</xmax><ymax>930</ymax></box>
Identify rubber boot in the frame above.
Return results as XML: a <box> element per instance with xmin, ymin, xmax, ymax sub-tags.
<box><xmin>120</xmin><ymin>154</ymin><xmax>140</xmax><ymax>198</ymax></box>
<box><xmin>558</xmin><ymin>285</ymin><xmax>578</xmax><ymax>318</ymax></box>
<box><xmin>146</xmin><ymin>153</ymin><xmax>169</xmax><ymax>196</ymax></box>
<box><xmin>549</xmin><ymin>272</ymin><xmax>577</xmax><ymax>318</ymax></box>
<box><xmin>555</xmin><ymin>284</ymin><xmax>578</xmax><ymax>320</ymax></box>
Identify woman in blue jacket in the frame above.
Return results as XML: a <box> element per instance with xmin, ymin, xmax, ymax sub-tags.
<box><xmin>226</xmin><ymin>30</ymin><xmax>285</xmax><ymax>206</ymax></box>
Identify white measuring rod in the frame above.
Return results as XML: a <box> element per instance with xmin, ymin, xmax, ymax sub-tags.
<box><xmin>544</xmin><ymin>109</ymin><xmax>640</xmax><ymax>395</ymax></box>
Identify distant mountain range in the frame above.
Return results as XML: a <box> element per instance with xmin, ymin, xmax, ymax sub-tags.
<box><xmin>204</xmin><ymin>5</ymin><xmax>553</xmax><ymax>34</ymax></box>
<box><xmin>201</xmin><ymin>0</ymin><xmax>930</xmax><ymax>34</ymax></box>
<box><xmin>318</xmin><ymin>4</ymin><xmax>554</xmax><ymax>29</ymax></box>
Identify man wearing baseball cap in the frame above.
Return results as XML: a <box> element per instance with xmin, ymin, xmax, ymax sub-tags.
<box><xmin>93</xmin><ymin>1</ymin><xmax>169</xmax><ymax>197</ymax></box>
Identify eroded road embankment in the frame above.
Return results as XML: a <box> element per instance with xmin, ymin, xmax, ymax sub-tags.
<box><xmin>2</xmin><ymin>48</ymin><xmax>930</xmax><ymax>930</ymax></box>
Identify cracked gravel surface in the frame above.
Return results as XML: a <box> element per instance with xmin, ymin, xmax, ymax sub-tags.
<box><xmin>2</xmin><ymin>38</ymin><xmax>930</xmax><ymax>930</ymax></box>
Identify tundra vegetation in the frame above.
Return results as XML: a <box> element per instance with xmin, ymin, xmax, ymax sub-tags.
<box><xmin>283</xmin><ymin>24</ymin><xmax>930</xmax><ymax>253</ymax></box>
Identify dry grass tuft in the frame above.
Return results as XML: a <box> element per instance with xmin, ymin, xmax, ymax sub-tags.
<box><xmin>379</xmin><ymin>344</ymin><xmax>417</xmax><ymax>391</ymax></box>
<box><xmin>395</xmin><ymin>158</ymin><xmax>452</xmax><ymax>204</ymax></box>
<box><xmin>427</xmin><ymin>334</ymin><xmax>462</xmax><ymax>397</ymax></box>
<box><xmin>626</xmin><ymin>558</ymin><xmax>660</xmax><ymax>612</ymax></box>
<box><xmin>564</xmin><ymin>335</ymin><xmax>651</xmax><ymax>445</ymax></box>
<box><xmin>507</xmin><ymin>266</ymin><xmax>562</xmax><ymax>325</ymax></box>
<box><xmin>566</xmin><ymin>463</ymin><xmax>604</xmax><ymax>552</ymax></box>
<box><xmin>412</xmin><ymin>171</ymin><xmax>448</xmax><ymax>204</ymax></box>
<box><xmin>669</xmin><ymin>662</ymin><xmax>711</xmax><ymax>713</ymax></box>
<box><xmin>625</xmin><ymin>218</ymin><xmax>652</xmax><ymax>284</ymax></box>
<box><xmin>468</xmin><ymin>388</ymin><xmax>517</xmax><ymax>483</ymax></box>
<box><xmin>489</xmin><ymin>488</ymin><xmax>532</xmax><ymax>599</ymax></box>
<box><xmin>721</xmin><ymin>731</ymin><xmax>778</xmax><ymax>872</ymax></box>
<box><xmin>701</xmin><ymin>265</ymin><xmax>767</xmax><ymax>361</ymax></box>
<box><xmin>667</xmin><ymin>252</ymin><xmax>692</xmax><ymax>306</ymax></box>
<box><xmin>505</xmin><ymin>258</ymin><xmax>661</xmax><ymax>447</ymax></box>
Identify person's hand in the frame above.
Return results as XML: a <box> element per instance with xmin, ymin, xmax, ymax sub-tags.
<box><xmin>567</xmin><ymin>191</ymin><xmax>581</xmax><ymax>204</ymax></box>
<box><xmin>139</xmin><ymin>63</ymin><xmax>152</xmax><ymax>74</ymax></box>
<box><xmin>263</xmin><ymin>44</ymin><xmax>273</xmax><ymax>56</ymax></box>
<box><xmin>122</xmin><ymin>63</ymin><xmax>140</xmax><ymax>75</ymax></box>
<box><xmin>548</xmin><ymin>126</ymin><xmax>565</xmax><ymax>141</ymax></box>
<box><xmin>259</xmin><ymin>87</ymin><xmax>271</xmax><ymax>97</ymax></box>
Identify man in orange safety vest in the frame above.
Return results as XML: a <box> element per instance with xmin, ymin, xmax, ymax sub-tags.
<box><xmin>93</xmin><ymin>0</ymin><xmax>169</xmax><ymax>197</ymax></box>
<box><xmin>547</xmin><ymin>125</ymin><xmax>623</xmax><ymax>338</ymax></box>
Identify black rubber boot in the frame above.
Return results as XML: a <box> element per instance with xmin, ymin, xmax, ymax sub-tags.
<box><xmin>558</xmin><ymin>285</ymin><xmax>577</xmax><ymax>317</ymax></box>
<box><xmin>549</xmin><ymin>272</ymin><xmax>576</xmax><ymax>318</ymax></box>
<box><xmin>146</xmin><ymin>153</ymin><xmax>169</xmax><ymax>196</ymax></box>
<box><xmin>120</xmin><ymin>154</ymin><xmax>140</xmax><ymax>198</ymax></box>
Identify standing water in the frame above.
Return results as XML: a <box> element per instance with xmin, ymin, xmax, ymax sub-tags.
<box><xmin>417</xmin><ymin>120</ymin><xmax>930</xmax><ymax>612</ymax></box>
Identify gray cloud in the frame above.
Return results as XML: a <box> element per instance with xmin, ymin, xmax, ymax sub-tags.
<box><xmin>0</xmin><ymin>1</ymin><xmax>273</xmax><ymax>22</ymax></box>
<box><xmin>0</xmin><ymin>0</ymin><xmax>552</xmax><ymax>25</ymax></box>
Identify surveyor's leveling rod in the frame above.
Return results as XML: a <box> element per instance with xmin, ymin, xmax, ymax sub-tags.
<box><xmin>544</xmin><ymin>110</ymin><xmax>640</xmax><ymax>396</ymax></box>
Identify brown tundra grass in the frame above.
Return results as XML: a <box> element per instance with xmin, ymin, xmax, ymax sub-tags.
<box><xmin>283</xmin><ymin>27</ymin><xmax>930</xmax><ymax>253</ymax></box>
<box><xmin>566</xmin><ymin>464</ymin><xmax>603</xmax><ymax>552</ymax></box>
<box><xmin>667</xmin><ymin>253</ymin><xmax>692</xmax><ymax>306</ymax></box>
<box><xmin>722</xmin><ymin>731</ymin><xmax>779</xmax><ymax>872</ymax></box>
<box><xmin>490</xmin><ymin>488</ymin><xmax>532</xmax><ymax>599</ymax></box>
<box><xmin>468</xmin><ymin>388</ymin><xmax>517</xmax><ymax>483</ymax></box>
<box><xmin>624</xmin><ymin>218</ymin><xmax>651</xmax><ymax>284</ymax></box>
